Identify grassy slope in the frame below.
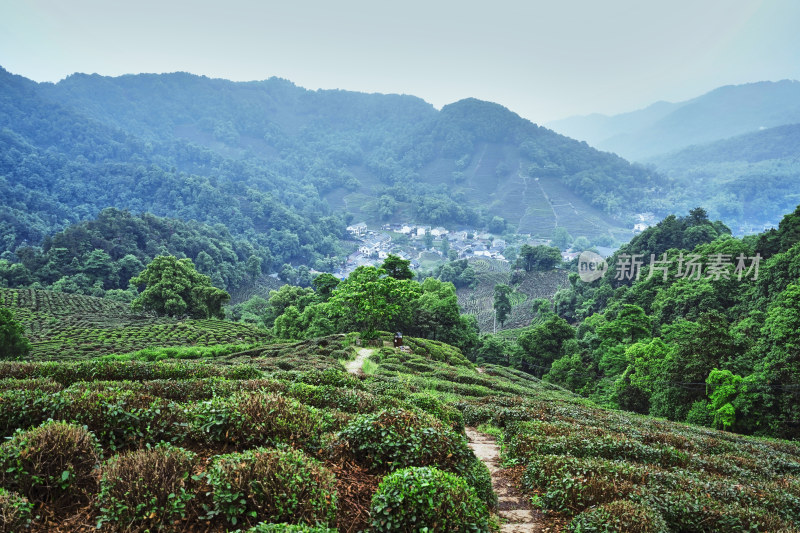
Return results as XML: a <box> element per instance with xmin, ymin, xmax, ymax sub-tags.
<box><xmin>0</xmin><ymin>290</ymin><xmax>798</xmax><ymax>531</ymax></box>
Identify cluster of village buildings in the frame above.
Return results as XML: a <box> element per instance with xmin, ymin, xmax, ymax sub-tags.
<box><xmin>339</xmin><ymin>222</ymin><xmax>511</xmax><ymax>278</ymax></box>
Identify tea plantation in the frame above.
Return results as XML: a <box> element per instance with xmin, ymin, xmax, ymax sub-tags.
<box><xmin>0</xmin><ymin>290</ymin><xmax>798</xmax><ymax>532</ymax></box>
<box><xmin>0</xmin><ymin>288</ymin><xmax>268</xmax><ymax>360</ymax></box>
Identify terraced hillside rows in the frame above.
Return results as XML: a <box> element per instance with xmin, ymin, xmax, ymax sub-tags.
<box><xmin>456</xmin><ymin>259</ymin><xmax>569</xmax><ymax>332</ymax></box>
<box><xmin>1</xmin><ymin>291</ymin><xmax>798</xmax><ymax>532</ymax></box>
<box><xmin>0</xmin><ymin>288</ymin><xmax>269</xmax><ymax>360</ymax></box>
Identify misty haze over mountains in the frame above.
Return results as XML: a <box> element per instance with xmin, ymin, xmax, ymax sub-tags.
<box><xmin>547</xmin><ymin>80</ymin><xmax>800</xmax><ymax>161</ymax></box>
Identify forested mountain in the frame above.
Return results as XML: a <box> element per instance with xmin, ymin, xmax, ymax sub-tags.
<box><xmin>0</xmin><ymin>67</ymin><xmax>669</xmax><ymax>251</ymax></box>
<box><xmin>0</xmin><ymin>208</ymin><xmax>274</xmax><ymax>301</ymax></box>
<box><xmin>0</xmin><ymin>67</ymin><xmax>349</xmax><ymax>271</ymax></box>
<box><xmin>647</xmin><ymin>123</ymin><xmax>800</xmax><ymax>228</ymax></box>
<box><xmin>548</xmin><ymin>80</ymin><xmax>800</xmax><ymax>160</ymax></box>
<box><xmin>535</xmin><ymin>205</ymin><xmax>800</xmax><ymax>439</ymax></box>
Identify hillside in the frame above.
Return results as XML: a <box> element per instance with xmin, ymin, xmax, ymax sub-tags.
<box><xmin>1</xmin><ymin>66</ymin><xmax>667</xmax><ymax>256</ymax></box>
<box><xmin>0</xmin><ymin>291</ymin><xmax>798</xmax><ymax>531</ymax></box>
<box><xmin>0</xmin><ymin>67</ymin><xmax>349</xmax><ymax>271</ymax></box>
<box><xmin>455</xmin><ymin>258</ymin><xmax>569</xmax><ymax>332</ymax></box>
<box><xmin>645</xmin><ymin>123</ymin><xmax>800</xmax><ymax>228</ymax></box>
<box><xmin>0</xmin><ymin>287</ymin><xmax>269</xmax><ymax>360</ymax></box>
<box><xmin>548</xmin><ymin>80</ymin><xmax>800</xmax><ymax>160</ymax></box>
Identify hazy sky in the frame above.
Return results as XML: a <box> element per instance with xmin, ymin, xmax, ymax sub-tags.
<box><xmin>1</xmin><ymin>0</ymin><xmax>799</xmax><ymax>123</ymax></box>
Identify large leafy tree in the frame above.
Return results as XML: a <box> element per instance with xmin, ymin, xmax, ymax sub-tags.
<box><xmin>493</xmin><ymin>284</ymin><xmax>512</xmax><ymax>329</ymax></box>
<box><xmin>517</xmin><ymin>245</ymin><xmax>562</xmax><ymax>271</ymax></box>
<box><xmin>517</xmin><ymin>315</ymin><xmax>574</xmax><ymax>377</ymax></box>
<box><xmin>380</xmin><ymin>254</ymin><xmax>414</xmax><ymax>280</ymax></box>
<box><xmin>757</xmin><ymin>282</ymin><xmax>800</xmax><ymax>439</ymax></box>
<box><xmin>0</xmin><ymin>308</ymin><xmax>31</xmax><ymax>360</ymax></box>
<box><xmin>130</xmin><ymin>256</ymin><xmax>230</xmax><ymax>318</ymax></box>
<box><xmin>327</xmin><ymin>266</ymin><xmax>421</xmax><ymax>338</ymax></box>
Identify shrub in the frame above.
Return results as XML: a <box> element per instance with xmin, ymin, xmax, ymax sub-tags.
<box><xmin>58</xmin><ymin>388</ymin><xmax>182</xmax><ymax>450</ymax></box>
<box><xmin>0</xmin><ymin>307</ymin><xmax>30</xmax><ymax>360</ymax></box>
<box><xmin>0</xmin><ymin>488</ymin><xmax>33</xmax><ymax>533</ymax></box>
<box><xmin>97</xmin><ymin>444</ymin><xmax>197</xmax><ymax>530</ymax></box>
<box><xmin>568</xmin><ymin>500</ymin><xmax>669</xmax><ymax>532</ymax></box>
<box><xmin>244</xmin><ymin>524</ymin><xmax>337</xmax><ymax>532</ymax></box>
<box><xmin>508</xmin><ymin>433</ymin><xmax>689</xmax><ymax>468</ymax></box>
<box><xmin>369</xmin><ymin>466</ymin><xmax>490</xmax><ymax>532</ymax></box>
<box><xmin>206</xmin><ymin>446</ymin><xmax>337</xmax><ymax>527</ymax></box>
<box><xmin>462</xmin><ymin>457</ymin><xmax>497</xmax><ymax>509</ymax></box>
<box><xmin>0</xmin><ymin>420</ymin><xmax>101</xmax><ymax>503</ymax></box>
<box><xmin>0</xmin><ymin>388</ymin><xmax>56</xmax><ymax>436</ymax></box>
<box><xmin>189</xmin><ymin>392</ymin><xmax>323</xmax><ymax>448</ymax></box>
<box><xmin>408</xmin><ymin>393</ymin><xmax>465</xmax><ymax>432</ymax></box>
<box><xmin>288</xmin><ymin>382</ymin><xmax>379</xmax><ymax>413</ymax></box>
<box><xmin>522</xmin><ymin>455</ymin><xmax>647</xmax><ymax>513</ymax></box>
<box><xmin>338</xmin><ymin>409</ymin><xmax>473</xmax><ymax>473</ymax></box>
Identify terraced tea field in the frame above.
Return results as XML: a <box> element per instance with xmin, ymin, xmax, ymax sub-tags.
<box><xmin>456</xmin><ymin>259</ymin><xmax>569</xmax><ymax>332</ymax></box>
<box><xmin>1</xmin><ymin>317</ymin><xmax>797</xmax><ymax>532</ymax></box>
<box><xmin>0</xmin><ymin>288</ymin><xmax>269</xmax><ymax>360</ymax></box>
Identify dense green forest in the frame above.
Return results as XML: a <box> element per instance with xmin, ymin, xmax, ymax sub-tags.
<box><xmin>465</xmin><ymin>205</ymin><xmax>800</xmax><ymax>440</ymax></box>
<box><xmin>647</xmin><ymin>123</ymin><xmax>800</xmax><ymax>226</ymax></box>
<box><xmin>1</xmin><ymin>66</ymin><xmax>669</xmax><ymax>258</ymax></box>
<box><xmin>247</xmin><ymin>204</ymin><xmax>800</xmax><ymax>441</ymax></box>
<box><xmin>0</xmin><ymin>209</ymin><xmax>273</xmax><ymax>301</ymax></box>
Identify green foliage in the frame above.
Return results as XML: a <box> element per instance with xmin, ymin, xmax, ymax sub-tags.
<box><xmin>517</xmin><ymin>244</ymin><xmax>562</xmax><ymax>271</ymax></box>
<box><xmin>189</xmin><ymin>392</ymin><xmax>323</xmax><ymax>448</ymax></box>
<box><xmin>338</xmin><ymin>409</ymin><xmax>473</xmax><ymax>473</ymax></box>
<box><xmin>380</xmin><ymin>254</ymin><xmax>413</xmax><ymax>280</ymax></box>
<box><xmin>0</xmin><ymin>307</ymin><xmax>30</xmax><ymax>360</ymax></box>
<box><xmin>97</xmin><ymin>444</ymin><xmax>197</xmax><ymax>529</ymax></box>
<box><xmin>0</xmin><ymin>487</ymin><xmax>33</xmax><ymax>533</ymax></box>
<box><xmin>0</xmin><ymin>420</ymin><xmax>101</xmax><ymax>503</ymax></box>
<box><xmin>244</xmin><ymin>524</ymin><xmax>337</xmax><ymax>533</ymax></box>
<box><xmin>130</xmin><ymin>255</ymin><xmax>230</xmax><ymax>318</ymax></box>
<box><xmin>369</xmin><ymin>466</ymin><xmax>490</xmax><ymax>532</ymax></box>
<box><xmin>461</xmin><ymin>456</ymin><xmax>497</xmax><ymax>509</ymax></box>
<box><xmin>326</xmin><ymin>266</ymin><xmax>422</xmax><ymax>338</ymax></box>
<box><xmin>568</xmin><ymin>499</ymin><xmax>669</xmax><ymax>533</ymax></box>
<box><xmin>206</xmin><ymin>446</ymin><xmax>337</xmax><ymax>527</ymax></box>
<box><xmin>493</xmin><ymin>283</ymin><xmax>512</xmax><ymax>328</ymax></box>
<box><xmin>517</xmin><ymin>315</ymin><xmax>574</xmax><ymax>377</ymax></box>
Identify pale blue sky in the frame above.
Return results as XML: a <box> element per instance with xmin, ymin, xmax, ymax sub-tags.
<box><xmin>1</xmin><ymin>0</ymin><xmax>798</xmax><ymax>122</ymax></box>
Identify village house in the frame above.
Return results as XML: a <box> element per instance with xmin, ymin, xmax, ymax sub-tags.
<box><xmin>347</xmin><ymin>222</ymin><xmax>368</xmax><ymax>237</ymax></box>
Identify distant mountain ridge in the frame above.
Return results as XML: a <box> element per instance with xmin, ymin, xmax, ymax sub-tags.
<box><xmin>548</xmin><ymin>80</ymin><xmax>800</xmax><ymax>160</ymax></box>
<box><xmin>646</xmin><ymin>122</ymin><xmax>800</xmax><ymax>228</ymax></box>
<box><xmin>1</xmin><ymin>66</ymin><xmax>669</xmax><ymax>258</ymax></box>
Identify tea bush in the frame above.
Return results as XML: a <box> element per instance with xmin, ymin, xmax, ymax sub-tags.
<box><xmin>58</xmin><ymin>388</ymin><xmax>186</xmax><ymax>449</ymax></box>
<box><xmin>189</xmin><ymin>392</ymin><xmax>324</xmax><ymax>448</ymax></box>
<box><xmin>522</xmin><ymin>455</ymin><xmax>648</xmax><ymax>513</ymax></box>
<box><xmin>568</xmin><ymin>499</ymin><xmax>669</xmax><ymax>532</ymax></box>
<box><xmin>509</xmin><ymin>433</ymin><xmax>689</xmax><ymax>468</ymax></box>
<box><xmin>206</xmin><ymin>446</ymin><xmax>337</xmax><ymax>527</ymax></box>
<box><xmin>338</xmin><ymin>408</ymin><xmax>473</xmax><ymax>473</ymax></box>
<box><xmin>369</xmin><ymin>466</ymin><xmax>490</xmax><ymax>532</ymax></box>
<box><xmin>0</xmin><ymin>487</ymin><xmax>33</xmax><ymax>533</ymax></box>
<box><xmin>243</xmin><ymin>524</ymin><xmax>337</xmax><ymax>532</ymax></box>
<box><xmin>462</xmin><ymin>456</ymin><xmax>497</xmax><ymax>509</ymax></box>
<box><xmin>287</xmin><ymin>382</ymin><xmax>381</xmax><ymax>413</ymax></box>
<box><xmin>97</xmin><ymin>444</ymin><xmax>197</xmax><ymax>530</ymax></box>
<box><xmin>0</xmin><ymin>420</ymin><xmax>101</xmax><ymax>503</ymax></box>
<box><xmin>407</xmin><ymin>393</ymin><xmax>465</xmax><ymax>432</ymax></box>
<box><xmin>0</xmin><ymin>388</ymin><xmax>55</xmax><ymax>435</ymax></box>
<box><xmin>0</xmin><ymin>377</ymin><xmax>63</xmax><ymax>393</ymax></box>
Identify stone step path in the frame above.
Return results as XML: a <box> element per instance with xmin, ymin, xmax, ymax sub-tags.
<box><xmin>345</xmin><ymin>347</ymin><xmax>373</xmax><ymax>375</ymax></box>
<box><xmin>466</xmin><ymin>427</ymin><xmax>543</xmax><ymax>533</ymax></box>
